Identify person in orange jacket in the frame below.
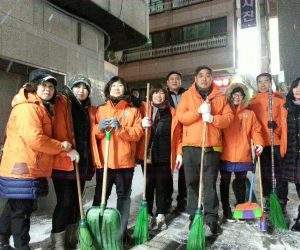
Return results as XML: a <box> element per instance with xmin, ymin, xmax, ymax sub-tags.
<box><xmin>220</xmin><ymin>83</ymin><xmax>264</xmax><ymax>222</ymax></box>
<box><xmin>248</xmin><ymin>73</ymin><xmax>288</xmax><ymax>211</ymax></box>
<box><xmin>140</xmin><ymin>83</ymin><xmax>183</xmax><ymax>230</ymax></box>
<box><xmin>92</xmin><ymin>76</ymin><xmax>143</xmax><ymax>242</ymax></box>
<box><xmin>176</xmin><ymin>65</ymin><xmax>234</xmax><ymax>237</ymax></box>
<box><xmin>50</xmin><ymin>75</ymin><xmax>99</xmax><ymax>249</ymax></box>
<box><xmin>0</xmin><ymin>69</ymin><xmax>73</xmax><ymax>250</ymax></box>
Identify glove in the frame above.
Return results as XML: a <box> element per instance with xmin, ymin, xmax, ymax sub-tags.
<box><xmin>267</xmin><ymin>121</ymin><xmax>277</xmax><ymax>129</ymax></box>
<box><xmin>142</xmin><ymin>117</ymin><xmax>152</xmax><ymax>128</ymax></box>
<box><xmin>60</xmin><ymin>141</ymin><xmax>72</xmax><ymax>152</ymax></box>
<box><xmin>255</xmin><ymin>145</ymin><xmax>263</xmax><ymax>156</ymax></box>
<box><xmin>198</xmin><ymin>102</ymin><xmax>211</xmax><ymax>114</ymax></box>
<box><xmin>175</xmin><ymin>155</ymin><xmax>183</xmax><ymax>170</ymax></box>
<box><xmin>110</xmin><ymin>118</ymin><xmax>121</xmax><ymax>130</ymax></box>
<box><xmin>66</xmin><ymin>149</ymin><xmax>80</xmax><ymax>163</ymax></box>
<box><xmin>202</xmin><ymin>113</ymin><xmax>213</xmax><ymax>123</ymax></box>
<box><xmin>99</xmin><ymin>119</ymin><xmax>110</xmax><ymax>132</ymax></box>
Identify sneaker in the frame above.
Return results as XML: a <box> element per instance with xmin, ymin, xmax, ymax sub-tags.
<box><xmin>223</xmin><ymin>207</ymin><xmax>236</xmax><ymax>223</ymax></box>
<box><xmin>155</xmin><ymin>214</ymin><xmax>167</xmax><ymax>230</ymax></box>
<box><xmin>237</xmin><ymin>219</ymin><xmax>246</xmax><ymax>223</ymax></box>
<box><xmin>291</xmin><ymin>213</ymin><xmax>300</xmax><ymax>232</ymax></box>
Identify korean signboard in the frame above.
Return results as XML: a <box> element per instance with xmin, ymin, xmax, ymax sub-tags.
<box><xmin>241</xmin><ymin>0</ymin><xmax>257</xmax><ymax>28</ymax></box>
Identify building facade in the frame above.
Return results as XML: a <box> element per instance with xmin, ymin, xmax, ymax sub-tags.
<box><xmin>119</xmin><ymin>0</ymin><xmax>236</xmax><ymax>94</ymax></box>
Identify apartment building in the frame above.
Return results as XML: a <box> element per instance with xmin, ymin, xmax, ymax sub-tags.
<box><xmin>119</xmin><ymin>0</ymin><xmax>236</xmax><ymax>94</ymax></box>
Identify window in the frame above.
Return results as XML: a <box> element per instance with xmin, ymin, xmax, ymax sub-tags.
<box><xmin>151</xmin><ymin>17</ymin><xmax>227</xmax><ymax>48</ymax></box>
<box><xmin>150</xmin><ymin>0</ymin><xmax>165</xmax><ymax>13</ymax></box>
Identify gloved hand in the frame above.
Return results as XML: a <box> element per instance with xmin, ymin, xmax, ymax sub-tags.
<box><xmin>142</xmin><ymin>117</ymin><xmax>152</xmax><ymax>128</ymax></box>
<box><xmin>175</xmin><ymin>155</ymin><xmax>183</xmax><ymax>170</ymax></box>
<box><xmin>99</xmin><ymin>119</ymin><xmax>110</xmax><ymax>132</ymax></box>
<box><xmin>66</xmin><ymin>149</ymin><xmax>80</xmax><ymax>163</ymax></box>
<box><xmin>198</xmin><ymin>102</ymin><xmax>211</xmax><ymax>114</ymax></box>
<box><xmin>60</xmin><ymin>141</ymin><xmax>72</xmax><ymax>152</ymax></box>
<box><xmin>255</xmin><ymin>145</ymin><xmax>263</xmax><ymax>156</ymax></box>
<box><xmin>110</xmin><ymin>118</ymin><xmax>121</xmax><ymax>130</ymax></box>
<box><xmin>202</xmin><ymin>113</ymin><xmax>213</xmax><ymax>123</ymax></box>
<box><xmin>267</xmin><ymin>121</ymin><xmax>277</xmax><ymax>129</ymax></box>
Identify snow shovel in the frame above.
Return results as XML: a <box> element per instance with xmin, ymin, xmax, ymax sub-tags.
<box><xmin>132</xmin><ymin>83</ymin><xmax>150</xmax><ymax>245</ymax></box>
<box><xmin>268</xmin><ymin>88</ymin><xmax>288</xmax><ymax>230</ymax></box>
<box><xmin>74</xmin><ymin>162</ymin><xmax>96</xmax><ymax>250</ymax></box>
<box><xmin>86</xmin><ymin>129</ymin><xmax>123</xmax><ymax>250</ymax></box>
<box><xmin>187</xmin><ymin>101</ymin><xmax>208</xmax><ymax>250</ymax></box>
<box><xmin>233</xmin><ymin>156</ymin><xmax>262</xmax><ymax>220</ymax></box>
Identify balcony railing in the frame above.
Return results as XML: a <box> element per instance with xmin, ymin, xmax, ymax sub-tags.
<box><xmin>150</xmin><ymin>0</ymin><xmax>212</xmax><ymax>14</ymax></box>
<box><xmin>123</xmin><ymin>35</ymin><xmax>227</xmax><ymax>63</ymax></box>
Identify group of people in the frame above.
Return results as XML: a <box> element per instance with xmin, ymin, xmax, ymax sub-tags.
<box><xmin>0</xmin><ymin>65</ymin><xmax>299</xmax><ymax>250</ymax></box>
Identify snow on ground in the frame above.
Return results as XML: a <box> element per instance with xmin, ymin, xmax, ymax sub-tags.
<box><xmin>15</xmin><ymin>166</ymin><xmax>300</xmax><ymax>249</ymax></box>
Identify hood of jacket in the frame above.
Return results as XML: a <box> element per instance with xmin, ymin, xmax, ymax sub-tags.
<box><xmin>11</xmin><ymin>88</ymin><xmax>42</xmax><ymax>108</ymax></box>
<box><xmin>225</xmin><ymin>83</ymin><xmax>250</xmax><ymax>107</ymax></box>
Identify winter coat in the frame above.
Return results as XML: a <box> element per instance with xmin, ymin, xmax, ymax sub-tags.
<box><xmin>168</xmin><ymin>87</ymin><xmax>185</xmax><ymax>108</ymax></box>
<box><xmin>248</xmin><ymin>92</ymin><xmax>285</xmax><ymax>146</ymax></box>
<box><xmin>221</xmin><ymin>84</ymin><xmax>264</xmax><ymax>164</ymax></box>
<box><xmin>0</xmin><ymin>88</ymin><xmax>63</xmax><ymax>198</ymax></box>
<box><xmin>281</xmin><ymin>100</ymin><xmax>300</xmax><ymax>183</ymax></box>
<box><xmin>176</xmin><ymin>83</ymin><xmax>234</xmax><ymax>148</ymax></box>
<box><xmin>94</xmin><ymin>100</ymin><xmax>143</xmax><ymax>169</ymax></box>
<box><xmin>52</xmin><ymin>87</ymin><xmax>97</xmax><ymax>180</ymax></box>
<box><xmin>136</xmin><ymin>104</ymin><xmax>182</xmax><ymax>172</ymax></box>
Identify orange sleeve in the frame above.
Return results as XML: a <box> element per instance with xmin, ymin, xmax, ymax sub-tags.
<box><xmin>280</xmin><ymin>106</ymin><xmax>288</xmax><ymax>157</ymax></box>
<box><xmin>251</xmin><ymin>112</ymin><xmax>264</xmax><ymax>147</ymax></box>
<box><xmin>212</xmin><ymin>100</ymin><xmax>234</xmax><ymax>129</ymax></box>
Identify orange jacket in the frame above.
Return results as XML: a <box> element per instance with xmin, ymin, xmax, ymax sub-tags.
<box><xmin>0</xmin><ymin>88</ymin><xmax>63</xmax><ymax>179</ymax></box>
<box><xmin>136</xmin><ymin>104</ymin><xmax>182</xmax><ymax>172</ymax></box>
<box><xmin>176</xmin><ymin>83</ymin><xmax>234</xmax><ymax>147</ymax></box>
<box><xmin>94</xmin><ymin>100</ymin><xmax>143</xmax><ymax>169</ymax></box>
<box><xmin>221</xmin><ymin>104</ymin><xmax>264</xmax><ymax>163</ymax></box>
<box><xmin>248</xmin><ymin>92</ymin><xmax>285</xmax><ymax>146</ymax></box>
<box><xmin>52</xmin><ymin>95</ymin><xmax>101</xmax><ymax>171</ymax></box>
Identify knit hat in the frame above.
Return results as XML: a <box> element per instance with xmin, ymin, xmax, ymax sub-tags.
<box><xmin>29</xmin><ymin>69</ymin><xmax>57</xmax><ymax>86</ymax></box>
<box><xmin>68</xmin><ymin>75</ymin><xmax>91</xmax><ymax>94</ymax></box>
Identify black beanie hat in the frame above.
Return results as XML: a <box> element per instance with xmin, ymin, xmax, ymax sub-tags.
<box><xmin>29</xmin><ymin>69</ymin><xmax>57</xmax><ymax>86</ymax></box>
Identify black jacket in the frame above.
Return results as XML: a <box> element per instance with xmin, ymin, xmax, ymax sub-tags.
<box><xmin>168</xmin><ymin>87</ymin><xmax>185</xmax><ymax>108</ymax></box>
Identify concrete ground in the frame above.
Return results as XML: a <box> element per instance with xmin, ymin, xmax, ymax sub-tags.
<box><xmin>12</xmin><ymin>166</ymin><xmax>300</xmax><ymax>249</ymax></box>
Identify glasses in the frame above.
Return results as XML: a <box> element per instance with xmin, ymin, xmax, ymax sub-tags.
<box><xmin>232</xmin><ymin>93</ymin><xmax>244</xmax><ymax>98</ymax></box>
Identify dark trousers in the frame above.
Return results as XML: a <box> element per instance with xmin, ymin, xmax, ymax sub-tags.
<box><xmin>0</xmin><ymin>199</ymin><xmax>34</xmax><ymax>249</ymax></box>
<box><xmin>145</xmin><ymin>162</ymin><xmax>172</xmax><ymax>215</ymax></box>
<box><xmin>183</xmin><ymin>146</ymin><xmax>220</xmax><ymax>225</ymax></box>
<box><xmin>52</xmin><ymin>179</ymin><xmax>85</xmax><ymax>233</ymax></box>
<box><xmin>296</xmin><ymin>183</ymin><xmax>300</xmax><ymax>212</ymax></box>
<box><xmin>220</xmin><ymin>170</ymin><xmax>247</xmax><ymax>209</ymax></box>
<box><xmin>93</xmin><ymin>168</ymin><xmax>134</xmax><ymax>236</ymax></box>
<box><xmin>260</xmin><ymin>146</ymin><xmax>288</xmax><ymax>203</ymax></box>
<box><xmin>177</xmin><ymin>165</ymin><xmax>187</xmax><ymax>205</ymax></box>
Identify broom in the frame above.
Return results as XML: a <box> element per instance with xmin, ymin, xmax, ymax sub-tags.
<box><xmin>186</xmin><ymin>111</ymin><xmax>207</xmax><ymax>250</ymax></box>
<box><xmin>74</xmin><ymin>161</ymin><xmax>96</xmax><ymax>250</ymax></box>
<box><xmin>257</xmin><ymin>155</ymin><xmax>267</xmax><ymax>232</ymax></box>
<box><xmin>233</xmin><ymin>156</ymin><xmax>262</xmax><ymax>220</ymax></box>
<box><xmin>268</xmin><ymin>88</ymin><xmax>288</xmax><ymax>230</ymax></box>
<box><xmin>132</xmin><ymin>83</ymin><xmax>151</xmax><ymax>245</ymax></box>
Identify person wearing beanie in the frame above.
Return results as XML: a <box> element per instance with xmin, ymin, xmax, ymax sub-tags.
<box><xmin>92</xmin><ymin>76</ymin><xmax>143</xmax><ymax>244</ymax></box>
<box><xmin>0</xmin><ymin>69</ymin><xmax>74</xmax><ymax>250</ymax></box>
<box><xmin>220</xmin><ymin>83</ymin><xmax>264</xmax><ymax>222</ymax></box>
<box><xmin>50</xmin><ymin>74</ymin><xmax>98</xmax><ymax>249</ymax></box>
<box><xmin>139</xmin><ymin>83</ymin><xmax>183</xmax><ymax>230</ymax></box>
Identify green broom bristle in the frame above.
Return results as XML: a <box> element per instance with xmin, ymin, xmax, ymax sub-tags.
<box><xmin>132</xmin><ymin>200</ymin><xmax>149</xmax><ymax>245</ymax></box>
<box><xmin>270</xmin><ymin>193</ymin><xmax>288</xmax><ymax>230</ymax></box>
<box><xmin>79</xmin><ymin>219</ymin><xmax>97</xmax><ymax>250</ymax></box>
<box><xmin>187</xmin><ymin>209</ymin><xmax>205</xmax><ymax>250</ymax></box>
<box><xmin>233</xmin><ymin>210</ymin><xmax>243</xmax><ymax>219</ymax></box>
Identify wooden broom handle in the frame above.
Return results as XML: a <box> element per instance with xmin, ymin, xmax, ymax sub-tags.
<box><xmin>101</xmin><ymin>129</ymin><xmax>112</xmax><ymax>206</ymax></box>
<box><xmin>198</xmin><ymin>121</ymin><xmax>207</xmax><ymax>208</ymax></box>
<box><xmin>143</xmin><ymin>83</ymin><xmax>150</xmax><ymax>200</ymax></box>
<box><xmin>257</xmin><ymin>156</ymin><xmax>264</xmax><ymax>212</ymax></box>
<box><xmin>75</xmin><ymin>162</ymin><xmax>84</xmax><ymax>220</ymax></box>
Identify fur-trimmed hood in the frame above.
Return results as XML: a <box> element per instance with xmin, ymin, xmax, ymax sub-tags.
<box><xmin>225</xmin><ymin>83</ymin><xmax>250</xmax><ymax>106</ymax></box>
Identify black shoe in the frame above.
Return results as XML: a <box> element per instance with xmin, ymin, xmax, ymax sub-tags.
<box><xmin>291</xmin><ymin>213</ymin><xmax>300</xmax><ymax>232</ymax></box>
<box><xmin>0</xmin><ymin>242</ymin><xmax>13</xmax><ymax>250</ymax></box>
<box><xmin>176</xmin><ymin>200</ymin><xmax>187</xmax><ymax>213</ymax></box>
<box><xmin>208</xmin><ymin>222</ymin><xmax>222</xmax><ymax>235</ymax></box>
<box><xmin>223</xmin><ymin>207</ymin><xmax>235</xmax><ymax>223</ymax></box>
